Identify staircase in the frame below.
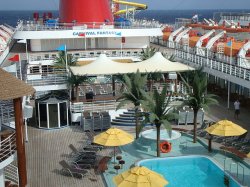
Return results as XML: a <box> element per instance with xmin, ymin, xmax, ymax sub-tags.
<box><xmin>4</xmin><ymin>164</ymin><xmax>19</xmax><ymax>187</ymax></box>
<box><xmin>111</xmin><ymin>109</ymin><xmax>144</xmax><ymax>126</ymax></box>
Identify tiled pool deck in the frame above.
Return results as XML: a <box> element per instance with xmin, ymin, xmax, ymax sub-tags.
<box><xmin>103</xmin><ymin>132</ymin><xmax>250</xmax><ymax>187</ymax></box>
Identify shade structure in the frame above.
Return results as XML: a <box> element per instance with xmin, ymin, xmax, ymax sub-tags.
<box><xmin>93</xmin><ymin>127</ymin><xmax>134</xmax><ymax>146</ymax></box>
<box><xmin>134</xmin><ymin>52</ymin><xmax>193</xmax><ymax>73</ymax></box>
<box><xmin>70</xmin><ymin>52</ymin><xmax>194</xmax><ymax>76</ymax></box>
<box><xmin>113</xmin><ymin>166</ymin><xmax>169</xmax><ymax>187</ymax></box>
<box><xmin>205</xmin><ymin>120</ymin><xmax>247</xmax><ymax>136</ymax></box>
<box><xmin>247</xmin><ymin>153</ymin><xmax>250</xmax><ymax>158</ymax></box>
<box><xmin>0</xmin><ymin>68</ymin><xmax>35</xmax><ymax>100</ymax></box>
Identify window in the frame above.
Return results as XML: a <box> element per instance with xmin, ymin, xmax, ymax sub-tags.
<box><xmin>30</xmin><ymin>66</ymin><xmax>40</xmax><ymax>74</ymax></box>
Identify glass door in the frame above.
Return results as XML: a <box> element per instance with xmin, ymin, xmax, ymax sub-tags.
<box><xmin>48</xmin><ymin>104</ymin><xmax>58</xmax><ymax>128</ymax></box>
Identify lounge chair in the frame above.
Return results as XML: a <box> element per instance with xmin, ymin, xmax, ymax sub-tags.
<box><xmin>85</xmin><ymin>130</ymin><xmax>104</xmax><ymax>149</ymax></box>
<box><xmin>69</xmin><ymin>144</ymin><xmax>97</xmax><ymax>156</ymax></box>
<box><xmin>59</xmin><ymin>160</ymin><xmax>91</xmax><ymax>179</ymax></box>
<box><xmin>75</xmin><ymin>157</ymin><xmax>96</xmax><ymax>166</ymax></box>
<box><xmin>187</xmin><ymin>120</ymin><xmax>210</xmax><ymax>135</ymax></box>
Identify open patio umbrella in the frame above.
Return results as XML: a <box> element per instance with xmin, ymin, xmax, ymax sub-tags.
<box><xmin>247</xmin><ymin>153</ymin><xmax>250</xmax><ymax>158</ymax></box>
<box><xmin>205</xmin><ymin>120</ymin><xmax>247</xmax><ymax>152</ymax></box>
<box><xmin>93</xmin><ymin>127</ymin><xmax>134</xmax><ymax>164</ymax></box>
<box><xmin>113</xmin><ymin>166</ymin><xmax>169</xmax><ymax>187</ymax></box>
<box><xmin>205</xmin><ymin>120</ymin><xmax>247</xmax><ymax>136</ymax></box>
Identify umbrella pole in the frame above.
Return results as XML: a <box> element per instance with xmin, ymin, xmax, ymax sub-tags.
<box><xmin>114</xmin><ymin>146</ymin><xmax>116</xmax><ymax>165</ymax></box>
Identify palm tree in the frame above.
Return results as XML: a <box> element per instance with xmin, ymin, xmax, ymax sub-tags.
<box><xmin>53</xmin><ymin>51</ymin><xmax>78</xmax><ymax>69</ymax></box>
<box><xmin>141</xmin><ymin>85</ymin><xmax>178</xmax><ymax>157</ymax></box>
<box><xmin>67</xmin><ymin>74</ymin><xmax>89</xmax><ymax>102</ymax></box>
<box><xmin>116</xmin><ymin>70</ymin><xmax>148</xmax><ymax>139</ymax></box>
<box><xmin>140</xmin><ymin>47</ymin><xmax>158</xmax><ymax>60</ymax></box>
<box><xmin>179</xmin><ymin>67</ymin><xmax>218</xmax><ymax>143</ymax></box>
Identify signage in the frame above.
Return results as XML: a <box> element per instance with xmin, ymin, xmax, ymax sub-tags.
<box><xmin>73</xmin><ymin>30</ymin><xmax>122</xmax><ymax>37</ymax></box>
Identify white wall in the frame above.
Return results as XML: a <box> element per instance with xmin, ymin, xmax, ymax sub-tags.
<box><xmin>30</xmin><ymin>39</ymin><xmax>42</xmax><ymax>51</ymax></box>
<box><xmin>107</xmin><ymin>36</ymin><xmax>149</xmax><ymax>49</ymax></box>
<box><xmin>0</xmin><ymin>169</ymin><xmax>4</xmax><ymax>187</ymax></box>
<box><xmin>30</xmin><ymin>36</ymin><xmax>149</xmax><ymax>52</ymax></box>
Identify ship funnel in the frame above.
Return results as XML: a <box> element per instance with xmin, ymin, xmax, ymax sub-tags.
<box><xmin>59</xmin><ymin>0</ymin><xmax>113</xmax><ymax>23</ymax></box>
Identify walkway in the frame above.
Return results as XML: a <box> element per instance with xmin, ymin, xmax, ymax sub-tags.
<box><xmin>24</xmin><ymin>97</ymin><xmax>250</xmax><ymax>187</ymax></box>
<box><xmin>25</xmin><ymin>126</ymin><xmax>107</xmax><ymax>187</ymax></box>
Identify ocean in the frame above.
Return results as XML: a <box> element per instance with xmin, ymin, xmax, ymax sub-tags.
<box><xmin>0</xmin><ymin>9</ymin><xmax>250</xmax><ymax>26</ymax></box>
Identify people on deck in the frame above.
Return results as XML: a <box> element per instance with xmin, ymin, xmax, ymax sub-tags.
<box><xmin>234</xmin><ymin>100</ymin><xmax>240</xmax><ymax>119</ymax></box>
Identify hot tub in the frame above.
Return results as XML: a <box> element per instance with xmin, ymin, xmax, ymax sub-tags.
<box><xmin>141</xmin><ymin>129</ymin><xmax>181</xmax><ymax>141</ymax></box>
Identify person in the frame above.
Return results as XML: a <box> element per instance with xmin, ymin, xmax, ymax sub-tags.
<box><xmin>234</xmin><ymin>100</ymin><xmax>240</xmax><ymax>119</ymax></box>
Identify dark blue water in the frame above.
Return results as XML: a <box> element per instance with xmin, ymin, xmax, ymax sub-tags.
<box><xmin>1</xmin><ymin>9</ymin><xmax>250</xmax><ymax>26</ymax></box>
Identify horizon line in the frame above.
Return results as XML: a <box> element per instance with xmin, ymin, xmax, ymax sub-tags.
<box><xmin>1</xmin><ymin>8</ymin><xmax>250</xmax><ymax>11</ymax></box>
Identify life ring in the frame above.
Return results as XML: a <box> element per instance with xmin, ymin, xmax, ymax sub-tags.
<box><xmin>160</xmin><ymin>141</ymin><xmax>172</xmax><ymax>153</ymax></box>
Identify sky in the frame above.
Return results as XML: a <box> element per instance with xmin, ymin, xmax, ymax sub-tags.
<box><xmin>1</xmin><ymin>0</ymin><xmax>250</xmax><ymax>10</ymax></box>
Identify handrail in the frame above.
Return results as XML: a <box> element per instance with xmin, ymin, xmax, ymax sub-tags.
<box><xmin>0</xmin><ymin>132</ymin><xmax>16</xmax><ymax>162</ymax></box>
<box><xmin>71</xmin><ymin>100</ymin><xmax>118</xmax><ymax>113</ymax></box>
<box><xmin>174</xmin><ymin>49</ymin><xmax>250</xmax><ymax>82</ymax></box>
<box><xmin>17</xmin><ymin>20</ymin><xmax>161</xmax><ymax>31</ymax></box>
<box><xmin>26</xmin><ymin>75</ymin><xmax>68</xmax><ymax>86</ymax></box>
<box><xmin>153</xmin><ymin>39</ymin><xmax>250</xmax><ymax>80</ymax></box>
<box><xmin>0</xmin><ymin>101</ymin><xmax>14</xmax><ymax>126</ymax></box>
<box><xmin>28</xmin><ymin>49</ymin><xmax>143</xmax><ymax>62</ymax></box>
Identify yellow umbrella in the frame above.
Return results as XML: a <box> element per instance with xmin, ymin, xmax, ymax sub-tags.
<box><xmin>113</xmin><ymin>166</ymin><xmax>169</xmax><ymax>187</ymax></box>
<box><xmin>247</xmin><ymin>153</ymin><xmax>250</xmax><ymax>158</ymax></box>
<box><xmin>205</xmin><ymin>120</ymin><xmax>247</xmax><ymax>136</ymax></box>
<box><xmin>94</xmin><ymin>127</ymin><xmax>134</xmax><ymax>163</ymax></box>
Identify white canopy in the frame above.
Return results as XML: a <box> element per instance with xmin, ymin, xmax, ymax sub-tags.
<box><xmin>70</xmin><ymin>52</ymin><xmax>193</xmax><ymax>76</ymax></box>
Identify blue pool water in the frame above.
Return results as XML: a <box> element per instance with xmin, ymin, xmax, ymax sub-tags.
<box><xmin>138</xmin><ymin>156</ymin><xmax>242</xmax><ymax>187</ymax></box>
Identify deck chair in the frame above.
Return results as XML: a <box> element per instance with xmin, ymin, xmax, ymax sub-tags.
<box><xmin>187</xmin><ymin>120</ymin><xmax>209</xmax><ymax>135</ymax></box>
<box><xmin>69</xmin><ymin>144</ymin><xmax>97</xmax><ymax>159</ymax></box>
<box><xmin>59</xmin><ymin>160</ymin><xmax>90</xmax><ymax>179</ymax></box>
<box><xmin>73</xmin><ymin>154</ymin><xmax>97</xmax><ymax>167</ymax></box>
<box><xmin>85</xmin><ymin>130</ymin><xmax>104</xmax><ymax>149</ymax></box>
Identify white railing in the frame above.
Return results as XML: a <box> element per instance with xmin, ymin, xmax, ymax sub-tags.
<box><xmin>4</xmin><ymin>164</ymin><xmax>19</xmax><ymax>185</ymax></box>
<box><xmin>26</xmin><ymin>75</ymin><xmax>68</xmax><ymax>87</ymax></box>
<box><xmin>174</xmin><ymin>49</ymin><xmax>250</xmax><ymax>82</ymax></box>
<box><xmin>71</xmin><ymin>100</ymin><xmax>118</xmax><ymax>113</ymax></box>
<box><xmin>28</xmin><ymin>49</ymin><xmax>143</xmax><ymax>62</ymax></box>
<box><xmin>17</xmin><ymin>20</ymin><xmax>161</xmax><ymax>32</ymax></box>
<box><xmin>0</xmin><ymin>132</ymin><xmax>16</xmax><ymax>162</ymax></box>
<box><xmin>152</xmin><ymin>39</ymin><xmax>250</xmax><ymax>82</ymax></box>
<box><xmin>0</xmin><ymin>101</ymin><xmax>14</xmax><ymax>126</ymax></box>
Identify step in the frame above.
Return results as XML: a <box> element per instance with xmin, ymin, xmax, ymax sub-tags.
<box><xmin>123</xmin><ymin>112</ymin><xmax>135</xmax><ymax>115</ymax></box>
<box><xmin>115</xmin><ymin>117</ymin><xmax>143</xmax><ymax>121</ymax></box>
<box><xmin>113</xmin><ymin>119</ymin><xmax>136</xmax><ymax>123</ymax></box>
<box><xmin>112</xmin><ymin>118</ymin><xmax>135</xmax><ymax>123</ymax></box>
<box><xmin>128</xmin><ymin>109</ymin><xmax>142</xmax><ymax>112</ymax></box>
<box><xmin>111</xmin><ymin>121</ymin><xmax>136</xmax><ymax>126</ymax></box>
<box><xmin>116</xmin><ymin>116</ymin><xmax>136</xmax><ymax>121</ymax></box>
<box><xmin>119</xmin><ymin>114</ymin><xmax>136</xmax><ymax>117</ymax></box>
<box><xmin>134</xmin><ymin>140</ymin><xmax>151</xmax><ymax>152</ymax></box>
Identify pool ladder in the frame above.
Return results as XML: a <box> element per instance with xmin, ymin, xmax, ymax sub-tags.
<box><xmin>224</xmin><ymin>158</ymin><xmax>245</xmax><ymax>185</ymax></box>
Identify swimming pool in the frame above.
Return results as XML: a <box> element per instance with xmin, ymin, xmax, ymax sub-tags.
<box><xmin>138</xmin><ymin>156</ymin><xmax>242</xmax><ymax>187</ymax></box>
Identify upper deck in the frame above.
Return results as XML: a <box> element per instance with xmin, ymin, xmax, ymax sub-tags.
<box><xmin>14</xmin><ymin>20</ymin><xmax>163</xmax><ymax>40</ymax></box>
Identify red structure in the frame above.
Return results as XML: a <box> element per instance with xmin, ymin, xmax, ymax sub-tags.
<box><xmin>59</xmin><ymin>0</ymin><xmax>113</xmax><ymax>23</ymax></box>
